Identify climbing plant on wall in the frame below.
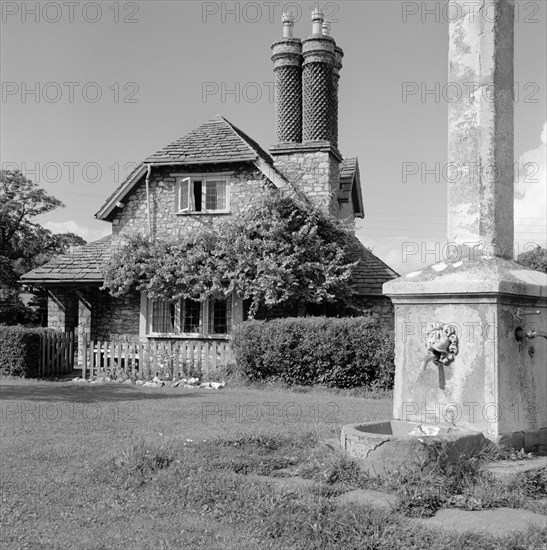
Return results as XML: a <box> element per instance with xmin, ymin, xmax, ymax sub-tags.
<box><xmin>102</xmin><ymin>188</ymin><xmax>359</xmax><ymax>317</ymax></box>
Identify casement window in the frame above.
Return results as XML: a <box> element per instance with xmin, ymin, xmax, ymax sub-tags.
<box><xmin>176</xmin><ymin>175</ymin><xmax>229</xmax><ymax>213</ymax></box>
<box><xmin>148</xmin><ymin>296</ymin><xmax>232</xmax><ymax>336</ymax></box>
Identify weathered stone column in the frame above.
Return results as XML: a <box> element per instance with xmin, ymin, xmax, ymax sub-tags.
<box><xmin>77</xmin><ymin>292</ymin><xmax>92</xmax><ymax>368</ymax></box>
<box><xmin>448</xmin><ymin>0</ymin><xmax>514</xmax><ymax>258</ymax></box>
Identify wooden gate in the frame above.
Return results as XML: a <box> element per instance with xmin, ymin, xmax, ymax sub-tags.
<box><xmin>39</xmin><ymin>332</ymin><xmax>75</xmax><ymax>376</ymax></box>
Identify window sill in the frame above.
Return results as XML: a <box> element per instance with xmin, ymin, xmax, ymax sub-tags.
<box><xmin>176</xmin><ymin>211</ymin><xmax>231</xmax><ymax>216</ymax></box>
<box><xmin>146</xmin><ymin>333</ymin><xmax>231</xmax><ymax>340</ymax></box>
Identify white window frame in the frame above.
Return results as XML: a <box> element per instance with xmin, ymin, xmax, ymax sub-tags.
<box><xmin>144</xmin><ymin>295</ymin><xmax>234</xmax><ymax>339</ymax></box>
<box><xmin>175</xmin><ymin>173</ymin><xmax>231</xmax><ymax>214</ymax></box>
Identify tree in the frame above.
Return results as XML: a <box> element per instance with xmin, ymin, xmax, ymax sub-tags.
<box><xmin>517</xmin><ymin>246</ymin><xmax>547</xmax><ymax>273</ymax></box>
<box><xmin>103</xmin><ymin>188</ymin><xmax>358</xmax><ymax>317</ymax></box>
<box><xmin>0</xmin><ymin>169</ymin><xmax>86</xmax><ymax>324</ymax></box>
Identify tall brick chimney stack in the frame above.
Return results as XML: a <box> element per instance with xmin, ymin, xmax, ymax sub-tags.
<box><xmin>302</xmin><ymin>9</ymin><xmax>341</xmax><ymax>146</ymax></box>
<box><xmin>270</xmin><ymin>10</ymin><xmax>344</xmax><ymax>218</ymax></box>
<box><xmin>331</xmin><ymin>43</ymin><xmax>344</xmax><ymax>147</ymax></box>
<box><xmin>271</xmin><ymin>12</ymin><xmax>303</xmax><ymax>143</ymax></box>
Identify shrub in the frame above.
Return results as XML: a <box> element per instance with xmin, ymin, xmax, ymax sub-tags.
<box><xmin>0</xmin><ymin>325</ymin><xmax>51</xmax><ymax>377</ymax></box>
<box><xmin>231</xmin><ymin>316</ymin><xmax>395</xmax><ymax>389</ymax></box>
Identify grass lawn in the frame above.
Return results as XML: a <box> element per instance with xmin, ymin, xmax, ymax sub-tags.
<box><xmin>0</xmin><ymin>377</ymin><xmax>545</xmax><ymax>549</ymax></box>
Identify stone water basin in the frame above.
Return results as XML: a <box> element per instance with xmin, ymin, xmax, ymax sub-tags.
<box><xmin>340</xmin><ymin>420</ymin><xmax>488</xmax><ymax>475</ymax></box>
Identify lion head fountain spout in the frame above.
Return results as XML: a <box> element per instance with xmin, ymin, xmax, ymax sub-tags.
<box><xmin>420</xmin><ymin>352</ymin><xmax>438</xmax><ymax>370</ymax></box>
<box><xmin>421</xmin><ymin>324</ymin><xmax>458</xmax><ymax>390</ymax></box>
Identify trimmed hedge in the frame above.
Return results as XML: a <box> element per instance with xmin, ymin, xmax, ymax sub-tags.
<box><xmin>0</xmin><ymin>325</ymin><xmax>50</xmax><ymax>377</ymax></box>
<box><xmin>231</xmin><ymin>316</ymin><xmax>395</xmax><ymax>390</ymax></box>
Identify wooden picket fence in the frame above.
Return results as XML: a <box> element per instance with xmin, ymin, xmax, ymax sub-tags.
<box><xmin>81</xmin><ymin>336</ymin><xmax>233</xmax><ymax>380</ymax></box>
<box><xmin>39</xmin><ymin>331</ymin><xmax>75</xmax><ymax>377</ymax></box>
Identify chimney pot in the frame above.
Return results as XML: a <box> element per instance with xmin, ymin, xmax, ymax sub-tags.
<box><xmin>322</xmin><ymin>20</ymin><xmax>331</xmax><ymax>36</ymax></box>
<box><xmin>311</xmin><ymin>8</ymin><xmax>324</xmax><ymax>35</ymax></box>
<box><xmin>282</xmin><ymin>11</ymin><xmax>295</xmax><ymax>38</ymax></box>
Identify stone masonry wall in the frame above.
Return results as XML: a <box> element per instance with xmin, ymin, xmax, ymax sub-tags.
<box><xmin>106</xmin><ymin>163</ymin><xmax>273</xmax><ymax>343</ymax></box>
<box><xmin>47</xmin><ymin>286</ymin><xmax>140</xmax><ymax>363</ymax></box>
<box><xmin>47</xmin><ymin>288</ymin><xmax>78</xmax><ymax>332</ymax></box>
<box><xmin>360</xmin><ymin>296</ymin><xmax>394</xmax><ymax>330</ymax></box>
<box><xmin>111</xmin><ymin>163</ymin><xmax>272</xmax><ymax>240</ymax></box>
<box><xmin>89</xmin><ymin>288</ymin><xmax>140</xmax><ymax>342</ymax></box>
<box><xmin>272</xmin><ymin>151</ymin><xmax>343</xmax><ymax>220</ymax></box>
<box><xmin>103</xmin><ymin>159</ymin><xmax>393</xmax><ymax>336</ymax></box>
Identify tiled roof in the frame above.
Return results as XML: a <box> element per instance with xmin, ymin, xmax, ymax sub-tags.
<box><xmin>98</xmin><ymin>163</ymin><xmax>147</xmax><ymax>220</ymax></box>
<box><xmin>338</xmin><ymin>157</ymin><xmax>364</xmax><ymax>217</ymax></box>
<box><xmin>224</xmin><ymin>117</ymin><xmax>276</xmax><ymax>167</ymax></box>
<box><xmin>348</xmin><ymin>236</ymin><xmax>399</xmax><ymax>295</ymax></box>
<box><xmin>20</xmin><ymin>233</ymin><xmax>397</xmax><ymax>294</ymax></box>
<box><xmin>144</xmin><ymin>116</ymin><xmax>272</xmax><ymax>165</ymax></box>
<box><xmin>96</xmin><ymin>116</ymin><xmax>285</xmax><ymax>220</ymax></box>
<box><xmin>339</xmin><ymin>157</ymin><xmax>357</xmax><ymax>181</ymax></box>
<box><xmin>20</xmin><ymin>236</ymin><xmax>112</xmax><ymax>283</ymax></box>
<box><xmin>338</xmin><ymin>156</ymin><xmax>357</xmax><ymax>203</ymax></box>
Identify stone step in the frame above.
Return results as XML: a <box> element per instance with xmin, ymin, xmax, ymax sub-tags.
<box><xmin>333</xmin><ymin>489</ymin><xmax>399</xmax><ymax>510</ymax></box>
<box><xmin>417</xmin><ymin>507</ymin><xmax>546</xmax><ymax>536</ymax></box>
<box><xmin>482</xmin><ymin>456</ymin><xmax>547</xmax><ymax>480</ymax></box>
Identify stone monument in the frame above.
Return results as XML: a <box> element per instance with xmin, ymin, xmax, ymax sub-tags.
<box><xmin>342</xmin><ymin>0</ymin><xmax>546</xmax><ymax>468</ymax></box>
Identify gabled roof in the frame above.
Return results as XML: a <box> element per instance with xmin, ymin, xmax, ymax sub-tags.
<box><xmin>98</xmin><ymin>163</ymin><xmax>148</xmax><ymax>221</ymax></box>
<box><xmin>348</xmin><ymin>236</ymin><xmax>399</xmax><ymax>295</ymax></box>
<box><xmin>144</xmin><ymin>116</ymin><xmax>272</xmax><ymax>165</ymax></box>
<box><xmin>95</xmin><ymin>116</ymin><xmax>289</xmax><ymax>221</ymax></box>
<box><xmin>339</xmin><ymin>157</ymin><xmax>364</xmax><ymax>218</ymax></box>
<box><xmin>20</xmin><ymin>236</ymin><xmax>112</xmax><ymax>284</ymax></box>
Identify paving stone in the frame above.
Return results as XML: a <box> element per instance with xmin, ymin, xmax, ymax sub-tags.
<box><xmin>250</xmin><ymin>475</ymin><xmax>315</xmax><ymax>494</ymax></box>
<box><xmin>482</xmin><ymin>456</ymin><xmax>547</xmax><ymax>480</ymax></box>
<box><xmin>417</xmin><ymin>507</ymin><xmax>547</xmax><ymax>535</ymax></box>
<box><xmin>333</xmin><ymin>489</ymin><xmax>399</xmax><ymax>510</ymax></box>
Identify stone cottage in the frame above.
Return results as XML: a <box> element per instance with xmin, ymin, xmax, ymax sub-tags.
<box><xmin>21</xmin><ymin>10</ymin><xmax>397</xmax><ymax>356</ymax></box>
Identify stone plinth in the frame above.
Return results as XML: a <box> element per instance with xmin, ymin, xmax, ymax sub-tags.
<box><xmin>383</xmin><ymin>257</ymin><xmax>547</xmax><ymax>449</ymax></box>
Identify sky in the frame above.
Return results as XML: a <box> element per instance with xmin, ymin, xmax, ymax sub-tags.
<box><xmin>1</xmin><ymin>0</ymin><xmax>546</xmax><ymax>275</ymax></box>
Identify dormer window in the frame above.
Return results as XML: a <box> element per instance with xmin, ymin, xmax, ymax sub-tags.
<box><xmin>176</xmin><ymin>174</ymin><xmax>230</xmax><ymax>214</ymax></box>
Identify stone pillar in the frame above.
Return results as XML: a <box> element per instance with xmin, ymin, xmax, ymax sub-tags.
<box><xmin>47</xmin><ymin>288</ymin><xmax>77</xmax><ymax>332</ymax></box>
<box><xmin>271</xmin><ymin>13</ymin><xmax>303</xmax><ymax>144</ymax></box>
<box><xmin>77</xmin><ymin>292</ymin><xmax>92</xmax><ymax>368</ymax></box>
<box><xmin>448</xmin><ymin>0</ymin><xmax>514</xmax><ymax>258</ymax></box>
<box><xmin>383</xmin><ymin>0</ymin><xmax>546</xmax><ymax>450</ymax></box>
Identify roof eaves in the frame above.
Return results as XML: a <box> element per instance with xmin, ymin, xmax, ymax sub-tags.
<box><xmin>352</xmin><ymin>161</ymin><xmax>365</xmax><ymax>218</ymax></box>
<box><xmin>146</xmin><ymin>158</ymin><xmax>254</xmax><ymax>166</ymax></box>
<box><xmin>95</xmin><ymin>164</ymin><xmax>147</xmax><ymax>220</ymax></box>
<box><xmin>22</xmin><ymin>279</ymin><xmax>104</xmax><ymax>285</ymax></box>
